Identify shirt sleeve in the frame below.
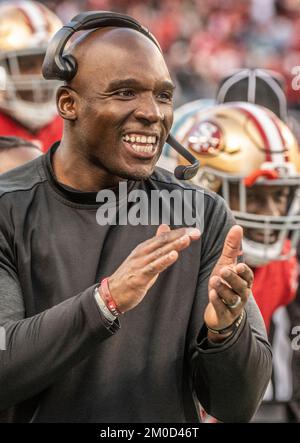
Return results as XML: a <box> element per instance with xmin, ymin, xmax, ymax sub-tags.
<box><xmin>187</xmin><ymin>193</ymin><xmax>272</xmax><ymax>423</ymax></box>
<box><xmin>0</xmin><ymin>227</ymin><xmax>119</xmax><ymax>411</ymax></box>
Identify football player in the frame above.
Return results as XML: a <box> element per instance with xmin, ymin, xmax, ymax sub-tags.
<box><xmin>0</xmin><ymin>1</ymin><xmax>63</xmax><ymax>152</ymax></box>
<box><xmin>174</xmin><ymin>101</ymin><xmax>300</xmax><ymax>422</ymax></box>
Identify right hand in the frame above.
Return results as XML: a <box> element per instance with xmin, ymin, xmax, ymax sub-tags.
<box><xmin>108</xmin><ymin>224</ymin><xmax>201</xmax><ymax>313</ymax></box>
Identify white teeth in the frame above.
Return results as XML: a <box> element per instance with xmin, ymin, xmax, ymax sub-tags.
<box><xmin>131</xmin><ymin>144</ymin><xmax>154</xmax><ymax>153</ymax></box>
<box><xmin>123</xmin><ymin>134</ymin><xmax>157</xmax><ymax>148</ymax></box>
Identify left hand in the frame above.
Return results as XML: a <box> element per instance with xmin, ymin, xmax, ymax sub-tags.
<box><xmin>204</xmin><ymin>225</ymin><xmax>254</xmax><ymax>342</ymax></box>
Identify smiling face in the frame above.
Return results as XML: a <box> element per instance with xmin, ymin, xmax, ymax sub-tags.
<box><xmin>58</xmin><ymin>27</ymin><xmax>174</xmax><ymax>182</ymax></box>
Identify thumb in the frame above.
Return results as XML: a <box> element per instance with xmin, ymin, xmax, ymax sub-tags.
<box><xmin>218</xmin><ymin>225</ymin><xmax>243</xmax><ymax>267</ymax></box>
<box><xmin>156</xmin><ymin>224</ymin><xmax>171</xmax><ymax>236</ymax></box>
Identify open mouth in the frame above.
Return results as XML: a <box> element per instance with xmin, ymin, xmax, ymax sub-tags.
<box><xmin>122</xmin><ymin>133</ymin><xmax>158</xmax><ymax>159</ymax></box>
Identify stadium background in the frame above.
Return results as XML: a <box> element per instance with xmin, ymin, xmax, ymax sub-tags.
<box><xmin>21</xmin><ymin>0</ymin><xmax>300</xmax><ymax>111</ymax></box>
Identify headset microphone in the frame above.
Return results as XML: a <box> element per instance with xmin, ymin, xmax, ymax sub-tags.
<box><xmin>166</xmin><ymin>134</ymin><xmax>199</xmax><ymax>180</ymax></box>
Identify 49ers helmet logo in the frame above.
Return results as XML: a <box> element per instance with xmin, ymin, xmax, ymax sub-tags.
<box><xmin>188</xmin><ymin>120</ymin><xmax>222</xmax><ymax>155</ymax></box>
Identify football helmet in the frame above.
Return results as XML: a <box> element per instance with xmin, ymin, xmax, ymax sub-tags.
<box><xmin>0</xmin><ymin>1</ymin><xmax>62</xmax><ymax>130</ymax></box>
<box><xmin>216</xmin><ymin>68</ymin><xmax>288</xmax><ymax>122</ymax></box>
<box><xmin>175</xmin><ymin>101</ymin><xmax>300</xmax><ymax>266</ymax></box>
<box><xmin>159</xmin><ymin>99</ymin><xmax>215</xmax><ymax>172</ymax></box>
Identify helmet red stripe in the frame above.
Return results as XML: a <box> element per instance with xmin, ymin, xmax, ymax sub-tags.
<box><xmin>16</xmin><ymin>6</ymin><xmax>35</xmax><ymax>33</ymax></box>
<box><xmin>266</xmin><ymin>109</ymin><xmax>289</xmax><ymax>162</ymax></box>
<box><xmin>230</xmin><ymin>104</ymin><xmax>272</xmax><ymax>161</ymax></box>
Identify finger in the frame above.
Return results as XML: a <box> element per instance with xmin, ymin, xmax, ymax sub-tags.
<box><xmin>208</xmin><ymin>288</ymin><xmax>230</xmax><ymax>320</ymax></box>
<box><xmin>218</xmin><ymin>225</ymin><xmax>243</xmax><ymax>266</ymax></box>
<box><xmin>142</xmin><ymin>249</ymin><xmax>179</xmax><ymax>277</ymax></box>
<box><xmin>234</xmin><ymin>263</ymin><xmax>254</xmax><ymax>289</ymax></box>
<box><xmin>133</xmin><ymin>227</ymin><xmax>186</xmax><ymax>257</ymax></box>
<box><xmin>210</xmin><ymin>276</ymin><xmax>245</xmax><ymax>311</ymax></box>
<box><xmin>219</xmin><ymin>267</ymin><xmax>249</xmax><ymax>302</ymax></box>
<box><xmin>206</xmin><ymin>288</ymin><xmax>242</xmax><ymax>331</ymax></box>
<box><xmin>156</xmin><ymin>224</ymin><xmax>171</xmax><ymax>236</ymax></box>
<box><xmin>136</xmin><ymin>226</ymin><xmax>201</xmax><ymax>256</ymax></box>
<box><xmin>143</xmin><ymin>233</ymin><xmax>193</xmax><ymax>265</ymax></box>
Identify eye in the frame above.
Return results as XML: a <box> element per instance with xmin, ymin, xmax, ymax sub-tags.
<box><xmin>157</xmin><ymin>91</ymin><xmax>173</xmax><ymax>102</ymax></box>
<box><xmin>115</xmin><ymin>89</ymin><xmax>136</xmax><ymax>98</ymax></box>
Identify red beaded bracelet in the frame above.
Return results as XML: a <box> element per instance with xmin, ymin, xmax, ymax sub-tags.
<box><xmin>100</xmin><ymin>278</ymin><xmax>122</xmax><ymax>317</ymax></box>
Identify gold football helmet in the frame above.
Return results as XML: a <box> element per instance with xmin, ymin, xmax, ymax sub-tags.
<box><xmin>175</xmin><ymin>101</ymin><xmax>300</xmax><ymax>266</ymax></box>
<box><xmin>0</xmin><ymin>1</ymin><xmax>62</xmax><ymax>130</ymax></box>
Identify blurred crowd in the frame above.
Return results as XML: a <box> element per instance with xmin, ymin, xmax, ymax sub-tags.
<box><xmin>38</xmin><ymin>0</ymin><xmax>300</xmax><ymax>108</ymax></box>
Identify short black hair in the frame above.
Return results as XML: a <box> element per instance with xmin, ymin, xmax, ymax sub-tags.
<box><xmin>0</xmin><ymin>136</ymin><xmax>40</xmax><ymax>152</ymax></box>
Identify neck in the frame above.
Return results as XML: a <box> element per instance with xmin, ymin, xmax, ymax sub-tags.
<box><xmin>52</xmin><ymin>138</ymin><xmax>124</xmax><ymax>192</ymax></box>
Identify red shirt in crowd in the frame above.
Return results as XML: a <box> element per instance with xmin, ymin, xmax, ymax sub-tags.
<box><xmin>252</xmin><ymin>241</ymin><xmax>298</xmax><ymax>332</ymax></box>
<box><xmin>0</xmin><ymin>112</ymin><xmax>63</xmax><ymax>153</ymax></box>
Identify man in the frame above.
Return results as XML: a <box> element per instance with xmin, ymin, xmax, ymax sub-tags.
<box><xmin>0</xmin><ymin>1</ymin><xmax>63</xmax><ymax>152</ymax></box>
<box><xmin>0</xmin><ymin>19</ymin><xmax>271</xmax><ymax>423</ymax></box>
<box><xmin>0</xmin><ymin>136</ymin><xmax>42</xmax><ymax>174</ymax></box>
<box><xmin>174</xmin><ymin>100</ymin><xmax>300</xmax><ymax>421</ymax></box>
<box><xmin>216</xmin><ymin>69</ymin><xmax>300</xmax><ymax>422</ymax></box>
<box><xmin>0</xmin><ymin>135</ymin><xmax>41</xmax><ymax>423</ymax></box>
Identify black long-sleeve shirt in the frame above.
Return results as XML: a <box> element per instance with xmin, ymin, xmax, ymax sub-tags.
<box><xmin>0</xmin><ymin>144</ymin><xmax>272</xmax><ymax>422</ymax></box>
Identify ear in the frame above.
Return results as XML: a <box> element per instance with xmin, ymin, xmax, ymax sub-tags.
<box><xmin>56</xmin><ymin>86</ymin><xmax>78</xmax><ymax>121</ymax></box>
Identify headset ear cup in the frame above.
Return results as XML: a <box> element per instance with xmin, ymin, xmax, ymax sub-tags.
<box><xmin>61</xmin><ymin>54</ymin><xmax>78</xmax><ymax>81</ymax></box>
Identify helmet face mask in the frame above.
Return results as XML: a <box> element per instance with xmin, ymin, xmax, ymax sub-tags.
<box><xmin>174</xmin><ymin>102</ymin><xmax>300</xmax><ymax>267</ymax></box>
<box><xmin>0</xmin><ymin>1</ymin><xmax>62</xmax><ymax>130</ymax></box>
<box><xmin>3</xmin><ymin>49</ymin><xmax>51</xmax><ymax>100</ymax></box>
<box><xmin>210</xmin><ymin>172</ymin><xmax>300</xmax><ymax>267</ymax></box>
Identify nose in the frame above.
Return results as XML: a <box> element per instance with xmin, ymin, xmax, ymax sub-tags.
<box><xmin>264</xmin><ymin>196</ymin><xmax>281</xmax><ymax>217</ymax></box>
<box><xmin>134</xmin><ymin>93</ymin><xmax>164</xmax><ymax>124</ymax></box>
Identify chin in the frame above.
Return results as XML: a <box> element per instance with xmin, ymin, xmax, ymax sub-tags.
<box><xmin>118</xmin><ymin>166</ymin><xmax>155</xmax><ymax>181</ymax></box>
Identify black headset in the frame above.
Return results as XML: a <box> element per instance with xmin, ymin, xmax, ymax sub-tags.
<box><xmin>42</xmin><ymin>11</ymin><xmax>199</xmax><ymax>180</ymax></box>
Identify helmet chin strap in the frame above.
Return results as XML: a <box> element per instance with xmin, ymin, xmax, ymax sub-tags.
<box><xmin>2</xmin><ymin>99</ymin><xmax>58</xmax><ymax>131</ymax></box>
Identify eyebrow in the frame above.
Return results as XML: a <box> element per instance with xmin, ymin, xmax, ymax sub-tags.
<box><xmin>106</xmin><ymin>78</ymin><xmax>176</xmax><ymax>91</ymax></box>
